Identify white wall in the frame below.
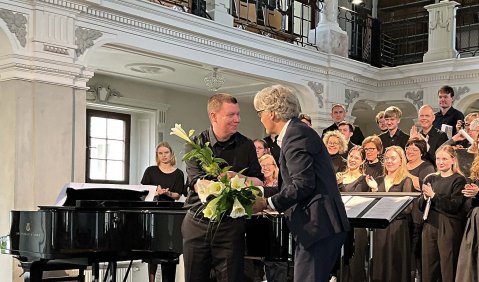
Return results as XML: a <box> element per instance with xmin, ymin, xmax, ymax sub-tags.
<box><xmin>87</xmin><ymin>74</ymin><xmax>266</xmax><ymax>183</ymax></box>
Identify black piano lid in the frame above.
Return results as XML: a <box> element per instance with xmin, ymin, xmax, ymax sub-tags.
<box><xmin>38</xmin><ymin>200</ymin><xmax>187</xmax><ymax>211</ymax></box>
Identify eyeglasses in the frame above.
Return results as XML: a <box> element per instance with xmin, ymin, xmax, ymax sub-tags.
<box><xmin>364</xmin><ymin>148</ymin><xmax>376</xmax><ymax>152</ymax></box>
<box><xmin>405</xmin><ymin>147</ymin><xmax>420</xmax><ymax>152</ymax></box>
<box><xmin>257</xmin><ymin>110</ymin><xmax>265</xmax><ymax>118</ymax></box>
<box><xmin>327</xmin><ymin>142</ymin><xmax>340</xmax><ymax>146</ymax></box>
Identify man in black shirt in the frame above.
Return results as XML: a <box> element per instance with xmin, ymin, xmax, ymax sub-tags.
<box><xmin>410</xmin><ymin>105</ymin><xmax>448</xmax><ymax>165</ymax></box>
<box><xmin>322</xmin><ymin>104</ymin><xmax>365</xmax><ymax>145</ymax></box>
<box><xmin>182</xmin><ymin>93</ymin><xmax>263</xmax><ymax>282</ymax></box>
<box><xmin>432</xmin><ymin>85</ymin><xmax>464</xmax><ymax>137</ymax></box>
<box><xmin>378</xmin><ymin>106</ymin><xmax>410</xmax><ymax>150</ymax></box>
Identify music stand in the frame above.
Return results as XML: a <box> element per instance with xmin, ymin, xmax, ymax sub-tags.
<box><xmin>341</xmin><ymin>192</ymin><xmax>419</xmax><ymax>282</ymax></box>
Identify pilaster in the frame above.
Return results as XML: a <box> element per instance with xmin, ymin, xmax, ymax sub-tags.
<box><xmin>423</xmin><ymin>0</ymin><xmax>460</xmax><ymax>62</ymax></box>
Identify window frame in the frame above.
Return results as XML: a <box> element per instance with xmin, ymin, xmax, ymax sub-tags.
<box><xmin>86</xmin><ymin>109</ymin><xmax>131</xmax><ymax>184</ymax></box>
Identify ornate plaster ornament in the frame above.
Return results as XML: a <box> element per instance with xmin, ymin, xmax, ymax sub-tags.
<box><xmin>404</xmin><ymin>90</ymin><xmax>424</xmax><ymax>109</ymax></box>
<box><xmin>75</xmin><ymin>27</ymin><xmax>102</xmax><ymax>57</ymax></box>
<box><xmin>344</xmin><ymin>89</ymin><xmax>359</xmax><ymax>111</ymax></box>
<box><xmin>308</xmin><ymin>81</ymin><xmax>324</xmax><ymax>108</ymax></box>
<box><xmin>0</xmin><ymin>9</ymin><xmax>27</xmax><ymax>47</ymax></box>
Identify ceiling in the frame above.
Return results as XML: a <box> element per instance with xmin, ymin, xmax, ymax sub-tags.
<box><xmin>85</xmin><ymin>44</ymin><xmax>274</xmax><ymax>100</ymax></box>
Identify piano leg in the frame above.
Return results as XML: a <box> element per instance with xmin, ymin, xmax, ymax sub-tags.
<box><xmin>20</xmin><ymin>261</ymin><xmax>44</xmax><ymax>282</ymax></box>
<box><xmin>91</xmin><ymin>262</ymin><xmax>100</xmax><ymax>282</ymax></box>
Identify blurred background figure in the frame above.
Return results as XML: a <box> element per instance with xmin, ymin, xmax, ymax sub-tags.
<box><xmin>376</xmin><ymin>111</ymin><xmax>388</xmax><ymax>133</ymax></box>
<box><xmin>254</xmin><ymin>139</ymin><xmax>270</xmax><ymax>159</ymax></box>
<box><xmin>141</xmin><ymin>141</ymin><xmax>186</xmax><ymax>282</ymax></box>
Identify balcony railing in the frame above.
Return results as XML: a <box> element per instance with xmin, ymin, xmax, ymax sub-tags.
<box><xmin>147</xmin><ymin>0</ymin><xmax>479</xmax><ymax>67</ymax></box>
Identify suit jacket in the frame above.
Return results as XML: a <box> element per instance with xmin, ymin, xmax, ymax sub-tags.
<box><xmin>421</xmin><ymin>127</ymin><xmax>448</xmax><ymax>166</ymax></box>
<box><xmin>271</xmin><ymin>118</ymin><xmax>350</xmax><ymax>248</ymax></box>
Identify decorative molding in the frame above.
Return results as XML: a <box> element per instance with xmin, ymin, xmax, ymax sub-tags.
<box><xmin>0</xmin><ymin>9</ymin><xmax>27</xmax><ymax>47</ymax></box>
<box><xmin>37</xmin><ymin>0</ymin><xmax>330</xmax><ymax>75</ymax></box>
<box><xmin>43</xmin><ymin>44</ymin><xmax>69</xmax><ymax>55</ymax></box>
<box><xmin>453</xmin><ymin>86</ymin><xmax>470</xmax><ymax>101</ymax></box>
<box><xmin>75</xmin><ymin>27</ymin><xmax>102</xmax><ymax>57</ymax></box>
<box><xmin>404</xmin><ymin>90</ymin><xmax>424</xmax><ymax>109</ymax></box>
<box><xmin>344</xmin><ymin>89</ymin><xmax>359</xmax><ymax>111</ymax></box>
<box><xmin>308</xmin><ymin>81</ymin><xmax>324</xmax><ymax>108</ymax></box>
<box><xmin>86</xmin><ymin>82</ymin><xmax>122</xmax><ymax>103</ymax></box>
<box><xmin>429</xmin><ymin>10</ymin><xmax>451</xmax><ymax>32</ymax></box>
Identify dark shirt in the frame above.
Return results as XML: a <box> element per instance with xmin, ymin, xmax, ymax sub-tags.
<box><xmin>184</xmin><ymin>127</ymin><xmax>263</xmax><ymax>207</ymax></box>
<box><xmin>408</xmin><ymin>161</ymin><xmax>435</xmax><ymax>189</ymax></box>
<box><xmin>141</xmin><ymin>166</ymin><xmax>186</xmax><ymax>201</ymax></box>
<box><xmin>338</xmin><ymin>175</ymin><xmax>369</xmax><ymax>192</ymax></box>
<box><xmin>433</xmin><ymin>107</ymin><xmax>464</xmax><ymax>136</ymax></box>
<box><xmin>322</xmin><ymin>123</ymin><xmax>365</xmax><ymax>145</ymax></box>
<box><xmin>419</xmin><ymin>173</ymin><xmax>467</xmax><ymax>222</ymax></box>
<box><xmin>330</xmin><ymin>153</ymin><xmax>347</xmax><ymax>173</ymax></box>
<box><xmin>379</xmin><ymin>128</ymin><xmax>410</xmax><ymax>150</ymax></box>
<box><xmin>364</xmin><ymin>161</ymin><xmax>383</xmax><ymax>179</ymax></box>
<box><xmin>420</xmin><ymin>127</ymin><xmax>448</xmax><ymax>166</ymax></box>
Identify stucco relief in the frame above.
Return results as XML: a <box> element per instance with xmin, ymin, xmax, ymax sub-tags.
<box><xmin>75</xmin><ymin>27</ymin><xmax>103</xmax><ymax>57</ymax></box>
<box><xmin>453</xmin><ymin>86</ymin><xmax>470</xmax><ymax>101</ymax></box>
<box><xmin>308</xmin><ymin>81</ymin><xmax>324</xmax><ymax>108</ymax></box>
<box><xmin>345</xmin><ymin>89</ymin><xmax>359</xmax><ymax>111</ymax></box>
<box><xmin>429</xmin><ymin>10</ymin><xmax>451</xmax><ymax>33</ymax></box>
<box><xmin>405</xmin><ymin>90</ymin><xmax>424</xmax><ymax>109</ymax></box>
<box><xmin>0</xmin><ymin>9</ymin><xmax>27</xmax><ymax>47</ymax></box>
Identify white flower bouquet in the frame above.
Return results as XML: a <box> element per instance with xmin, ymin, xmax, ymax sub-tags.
<box><xmin>171</xmin><ymin>124</ymin><xmax>262</xmax><ymax>222</ymax></box>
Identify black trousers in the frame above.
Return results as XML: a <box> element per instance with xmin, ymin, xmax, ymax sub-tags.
<box><xmin>294</xmin><ymin>232</ymin><xmax>347</xmax><ymax>282</ymax></box>
<box><xmin>182</xmin><ymin>212</ymin><xmax>245</xmax><ymax>282</ymax></box>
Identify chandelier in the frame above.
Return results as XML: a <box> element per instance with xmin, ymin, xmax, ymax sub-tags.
<box><xmin>204</xmin><ymin>67</ymin><xmax>225</xmax><ymax>92</ymax></box>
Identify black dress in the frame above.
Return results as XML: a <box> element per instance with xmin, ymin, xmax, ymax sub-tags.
<box><xmin>141</xmin><ymin>166</ymin><xmax>186</xmax><ymax>200</ymax></box>
<box><xmin>364</xmin><ymin>161</ymin><xmax>383</xmax><ymax>179</ymax></box>
<box><xmin>408</xmin><ymin>161</ymin><xmax>435</xmax><ymax>277</ymax></box>
<box><xmin>330</xmin><ymin>153</ymin><xmax>347</xmax><ymax>173</ymax></box>
<box><xmin>372</xmin><ymin>176</ymin><xmax>414</xmax><ymax>282</ymax></box>
<box><xmin>419</xmin><ymin>173</ymin><xmax>467</xmax><ymax>282</ymax></box>
<box><xmin>339</xmin><ymin>175</ymin><xmax>368</xmax><ymax>282</ymax></box>
<box><xmin>140</xmin><ymin>166</ymin><xmax>186</xmax><ymax>282</ymax></box>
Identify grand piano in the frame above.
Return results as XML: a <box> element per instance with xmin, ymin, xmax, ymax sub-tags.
<box><xmin>2</xmin><ymin>183</ymin><xmax>188</xmax><ymax>282</ymax></box>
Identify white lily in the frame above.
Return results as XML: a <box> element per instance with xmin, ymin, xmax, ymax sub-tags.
<box><xmin>170</xmin><ymin>124</ymin><xmax>193</xmax><ymax>143</ymax></box>
<box><xmin>230</xmin><ymin>197</ymin><xmax>246</xmax><ymax>218</ymax></box>
<box><xmin>208</xmin><ymin>181</ymin><xmax>226</xmax><ymax>196</ymax></box>
<box><xmin>197</xmin><ymin>181</ymin><xmax>210</xmax><ymax>203</ymax></box>
<box><xmin>230</xmin><ymin>174</ymin><xmax>246</xmax><ymax>190</ymax></box>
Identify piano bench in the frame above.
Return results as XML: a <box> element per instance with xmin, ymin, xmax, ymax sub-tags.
<box><xmin>19</xmin><ymin>261</ymin><xmax>86</xmax><ymax>282</ymax></box>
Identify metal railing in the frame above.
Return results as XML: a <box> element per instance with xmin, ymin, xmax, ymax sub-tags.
<box><xmin>147</xmin><ymin>0</ymin><xmax>479</xmax><ymax>67</ymax></box>
<box><xmin>456</xmin><ymin>3</ymin><xmax>479</xmax><ymax>57</ymax></box>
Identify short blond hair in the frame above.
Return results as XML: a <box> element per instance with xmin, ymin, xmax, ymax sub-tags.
<box><xmin>323</xmin><ymin>130</ymin><xmax>348</xmax><ymax>154</ymax></box>
<box><xmin>207</xmin><ymin>93</ymin><xmax>238</xmax><ymax>114</ymax></box>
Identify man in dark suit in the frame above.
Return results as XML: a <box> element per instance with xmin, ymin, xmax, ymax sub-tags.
<box><xmin>253</xmin><ymin>85</ymin><xmax>350</xmax><ymax>282</ymax></box>
<box><xmin>410</xmin><ymin>104</ymin><xmax>448</xmax><ymax>165</ymax></box>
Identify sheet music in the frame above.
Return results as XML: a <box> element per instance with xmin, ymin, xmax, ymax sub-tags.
<box><xmin>362</xmin><ymin>196</ymin><xmax>410</xmax><ymax>220</ymax></box>
<box><xmin>341</xmin><ymin>196</ymin><xmax>353</xmax><ymax>204</ymax></box>
<box><xmin>344</xmin><ymin>196</ymin><xmax>375</xmax><ymax>218</ymax></box>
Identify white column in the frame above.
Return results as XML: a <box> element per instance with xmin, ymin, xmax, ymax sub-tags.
<box><xmin>307</xmin><ymin>0</ymin><xmax>348</xmax><ymax>57</ymax></box>
<box><xmin>206</xmin><ymin>0</ymin><xmax>234</xmax><ymax>26</ymax></box>
<box><xmin>423</xmin><ymin>0</ymin><xmax>460</xmax><ymax>62</ymax></box>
